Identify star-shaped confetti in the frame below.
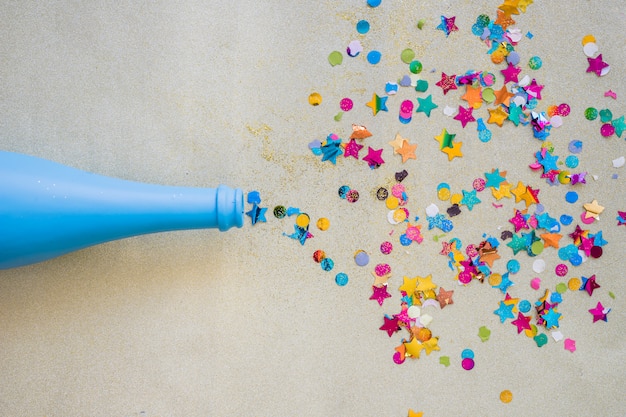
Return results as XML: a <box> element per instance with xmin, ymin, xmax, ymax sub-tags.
<box><xmin>501</xmin><ymin>63</ymin><xmax>522</xmax><ymax>84</ymax></box>
<box><xmin>461</xmin><ymin>84</ymin><xmax>483</xmax><ymax>109</ymax></box>
<box><xmin>365</xmin><ymin>93</ymin><xmax>388</xmax><ymax>116</ymax></box>
<box><xmin>589</xmin><ymin>301</ymin><xmax>610</xmax><ymax>323</ymax></box>
<box><xmin>422</xmin><ymin>337</ymin><xmax>440</xmax><ymax>355</ymax></box>
<box><xmin>363</xmin><ymin>147</ymin><xmax>384</xmax><ymax>168</ymax></box>
<box><xmin>612</xmin><ymin>116</ymin><xmax>625</xmax><ymax>138</ymax></box>
<box><xmin>379</xmin><ymin>315</ymin><xmax>401</xmax><ymax>336</ymax></box>
<box><xmin>408</xmin><ymin>410</ymin><xmax>424</xmax><ymax>417</ymax></box>
<box><xmin>397</xmin><ymin>140</ymin><xmax>417</xmax><ymax>163</ymax></box>
<box><xmin>487</xmin><ymin>106</ymin><xmax>509</xmax><ymax>126</ymax></box>
<box><xmin>583</xmin><ymin>199</ymin><xmax>604</xmax><ymax>220</ymax></box>
<box><xmin>511</xmin><ymin>312</ymin><xmax>531</xmax><ymax>333</ymax></box>
<box><xmin>494</xmin><ymin>301</ymin><xmax>516</xmax><ymax>323</ymax></box>
<box><xmin>508</xmin><ymin>103</ymin><xmax>524</xmax><ymax>126</ymax></box>
<box><xmin>320</xmin><ymin>136</ymin><xmax>343</xmax><ymax>164</ymax></box>
<box><xmin>434</xmin><ymin>128</ymin><xmax>455</xmax><ymax>149</ymax></box>
<box><xmin>617</xmin><ymin>211</ymin><xmax>626</xmax><ymax>226</ymax></box>
<box><xmin>581</xmin><ymin>274</ymin><xmax>600</xmax><ymax>296</ymax></box>
<box><xmin>460</xmin><ymin>189</ymin><xmax>481</xmax><ymax>211</ymax></box>
<box><xmin>454</xmin><ymin>105</ymin><xmax>476</xmax><ymax>128</ymax></box>
<box><xmin>586</xmin><ymin>54</ymin><xmax>609</xmax><ymax>76</ymax></box>
<box><xmin>403</xmin><ymin>337</ymin><xmax>424</xmax><ymax>358</ymax></box>
<box><xmin>246</xmin><ymin>203</ymin><xmax>267</xmax><ymax>225</ymax></box>
<box><xmin>436</xmin><ymin>15</ymin><xmax>458</xmax><ymax>37</ymax></box>
<box><xmin>442</xmin><ymin>141</ymin><xmax>463</xmax><ymax>161</ymax></box>
<box><xmin>388</xmin><ymin>133</ymin><xmax>407</xmax><ymax>154</ymax></box>
<box><xmin>343</xmin><ymin>138</ymin><xmax>363</xmax><ymax>159</ymax></box>
<box><xmin>485</xmin><ymin>168</ymin><xmax>506</xmax><ymax>189</ymax></box>
<box><xmin>369</xmin><ymin>285</ymin><xmax>391</xmax><ymax>306</ymax></box>
<box><xmin>436</xmin><ymin>287</ymin><xmax>454</xmax><ymax>309</ymax></box>
<box><xmin>436</xmin><ymin>72</ymin><xmax>458</xmax><ymax>95</ymax></box>
<box><xmin>541</xmin><ymin>307</ymin><xmax>562</xmax><ymax>329</ymax></box>
<box><xmin>416</xmin><ymin>94</ymin><xmax>438</xmax><ymax>116</ymax></box>
<box><xmin>416</xmin><ymin>274</ymin><xmax>437</xmax><ymax>293</ymax></box>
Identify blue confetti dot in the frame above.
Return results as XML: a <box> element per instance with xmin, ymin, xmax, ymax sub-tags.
<box><xmin>568</xmin><ymin>140</ymin><xmax>583</xmax><ymax>154</ymax></box>
<box><xmin>335</xmin><ymin>272</ymin><xmax>348</xmax><ymax>286</ymax></box>
<box><xmin>471</xmin><ymin>23</ymin><xmax>484</xmax><ymax>36</ymax></box>
<box><xmin>356</xmin><ymin>20</ymin><xmax>370</xmax><ymax>34</ymax></box>
<box><xmin>565</xmin><ymin>191</ymin><xmax>578</xmax><ymax>203</ymax></box>
<box><xmin>478</xmin><ymin>129</ymin><xmax>492</xmax><ymax>142</ymax></box>
<box><xmin>367</xmin><ymin>0</ymin><xmax>381</xmax><ymax>7</ymax></box>
<box><xmin>461</xmin><ymin>349</ymin><xmax>474</xmax><ymax>359</ymax></box>
<box><xmin>518</xmin><ymin>300</ymin><xmax>531</xmax><ymax>313</ymax></box>
<box><xmin>565</xmin><ymin>155</ymin><xmax>579</xmax><ymax>168</ymax></box>
<box><xmin>321</xmin><ymin>258</ymin><xmax>334</xmax><ymax>271</ymax></box>
<box><xmin>507</xmin><ymin>259</ymin><xmax>521</xmax><ymax>274</ymax></box>
<box><xmin>570</xmin><ymin>253</ymin><xmax>583</xmax><ymax>266</ymax></box>
<box><xmin>399</xmin><ymin>233</ymin><xmax>412</xmax><ymax>246</ymax></box>
<box><xmin>560</xmin><ymin>214</ymin><xmax>573</xmax><ymax>225</ymax></box>
<box><xmin>367</xmin><ymin>50</ymin><xmax>382</xmax><ymax>64</ymax></box>
<box><xmin>338</xmin><ymin>185</ymin><xmax>350</xmax><ymax>199</ymax></box>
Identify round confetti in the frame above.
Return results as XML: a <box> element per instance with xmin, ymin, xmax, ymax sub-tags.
<box><xmin>393</xmin><ymin>208</ymin><xmax>408</xmax><ymax>223</ymax></box>
<box><xmin>500</xmin><ymin>390</ymin><xmax>513</xmax><ymax>404</ymax></box>
<box><xmin>558</xmin><ymin>103</ymin><xmax>571</xmax><ymax>116</ymax></box>
<box><xmin>530</xmin><ymin>278</ymin><xmax>541</xmax><ymax>290</ymax></box>
<box><xmin>556</xmin><ymin>282</ymin><xmax>568</xmax><ymax>294</ymax></box>
<box><xmin>380</xmin><ymin>241</ymin><xmax>393</xmax><ymax>255</ymax></box>
<box><xmin>320</xmin><ymin>257</ymin><xmax>334</xmax><ymax>271</ymax></box>
<box><xmin>584</xmin><ymin>107</ymin><xmax>598</xmax><ymax>120</ymax></box>
<box><xmin>600</xmin><ymin>123</ymin><xmax>615</xmax><ymax>137</ymax></box>
<box><xmin>356</xmin><ymin>20</ymin><xmax>370</xmax><ymax>34</ymax></box>
<box><xmin>488</xmin><ymin>273</ymin><xmax>502</xmax><ymax>286</ymax></box>
<box><xmin>555</xmin><ymin>263</ymin><xmax>568</xmax><ymax>277</ymax></box>
<box><xmin>338</xmin><ymin>185</ymin><xmax>350</xmax><ymax>199</ymax></box>
<box><xmin>416</xmin><ymin>328</ymin><xmax>432</xmax><ymax>342</ymax></box>
<box><xmin>316</xmin><ymin>217</ymin><xmax>330</xmax><ymax>231</ymax></box>
<box><xmin>461</xmin><ymin>349</ymin><xmax>474</xmax><ymax>359</ymax></box>
<box><xmin>415</xmin><ymin>79</ymin><xmax>428</xmax><ymax>92</ymax></box>
<box><xmin>560</xmin><ymin>214</ymin><xmax>573</xmax><ymax>225</ymax></box>
<box><xmin>313</xmin><ymin>250</ymin><xmax>326</xmax><ymax>263</ymax></box>
<box><xmin>340</xmin><ymin>98</ymin><xmax>354</xmax><ymax>111</ymax></box>
<box><xmin>376</xmin><ymin>187</ymin><xmax>389</xmax><ymax>201</ymax></box>
<box><xmin>568</xmin><ymin>277</ymin><xmax>582</xmax><ymax>291</ymax></box>
<box><xmin>328</xmin><ymin>51</ymin><xmax>343</xmax><ymax>66</ymax></box>
<box><xmin>530</xmin><ymin>240</ymin><xmax>544</xmax><ymax>256</ymax></box>
<box><xmin>472</xmin><ymin>178</ymin><xmax>486</xmax><ymax>192</ymax></box>
<box><xmin>581</xmin><ymin>34</ymin><xmax>596</xmax><ymax>46</ymax></box>
<box><xmin>296</xmin><ymin>213</ymin><xmax>310</xmax><ymax>228</ymax></box>
<box><xmin>399</xmin><ymin>233</ymin><xmax>412</xmax><ymax>246</ymax></box>
<box><xmin>346</xmin><ymin>40</ymin><xmax>363</xmax><ymax>57</ymax></box>
<box><xmin>518</xmin><ymin>300</ymin><xmax>531</xmax><ymax>313</ymax></box>
<box><xmin>335</xmin><ymin>272</ymin><xmax>348</xmax><ymax>286</ymax></box>
<box><xmin>308</xmin><ymin>92</ymin><xmax>322</xmax><ymax>106</ymax></box>
<box><xmin>450</xmin><ymin>193</ymin><xmax>463</xmax><ymax>205</ymax></box>
<box><xmin>385</xmin><ymin>196</ymin><xmax>399</xmax><ymax>209</ymax></box>
<box><xmin>393</xmin><ymin>351</ymin><xmax>405</xmax><ymax>364</ymax></box>
<box><xmin>367</xmin><ymin>0</ymin><xmax>381</xmax><ymax>7</ymax></box>
<box><xmin>534</xmin><ymin>333</ymin><xmax>548</xmax><ymax>347</ymax></box>
<box><xmin>583</xmin><ymin>42</ymin><xmax>599</xmax><ymax>58</ymax></box>
<box><xmin>568</xmin><ymin>140</ymin><xmax>583</xmax><ymax>154</ymax></box>
<box><xmin>528</xmin><ymin>56</ymin><xmax>542</xmax><ymax>70</ymax></box>
<box><xmin>461</xmin><ymin>358</ymin><xmax>475</xmax><ymax>370</ymax></box>
<box><xmin>438</xmin><ymin>187</ymin><xmax>451</xmax><ymax>201</ymax></box>
<box><xmin>273</xmin><ymin>205</ymin><xmax>287</xmax><ymax>219</ymax></box>
<box><xmin>590</xmin><ymin>245</ymin><xmax>603</xmax><ymax>258</ymax></box>
<box><xmin>506</xmin><ymin>51</ymin><xmax>520</xmax><ymax>66</ymax></box>
<box><xmin>346</xmin><ymin>189</ymin><xmax>360</xmax><ymax>203</ymax></box>
<box><xmin>400</xmin><ymin>48</ymin><xmax>415</xmax><ymax>64</ymax></box>
<box><xmin>565</xmin><ymin>191</ymin><xmax>578</xmax><ymax>203</ymax></box>
<box><xmin>507</xmin><ymin>259</ymin><xmax>520</xmax><ymax>274</ymax></box>
<box><xmin>374</xmin><ymin>263</ymin><xmax>391</xmax><ymax>277</ymax></box>
<box><xmin>409</xmin><ymin>60</ymin><xmax>423</xmax><ymax>74</ymax></box>
<box><xmin>367</xmin><ymin>50</ymin><xmax>382</xmax><ymax>64</ymax></box>
<box><xmin>481</xmin><ymin>88</ymin><xmax>495</xmax><ymax>103</ymax></box>
<box><xmin>532</xmin><ymin>258</ymin><xmax>546</xmax><ymax>273</ymax></box>
<box><xmin>354</xmin><ymin>250</ymin><xmax>370</xmax><ymax>266</ymax></box>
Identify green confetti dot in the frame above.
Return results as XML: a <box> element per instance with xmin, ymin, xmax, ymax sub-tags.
<box><xmin>585</xmin><ymin>107</ymin><xmax>598</xmax><ymax>120</ymax></box>
<box><xmin>478</xmin><ymin>326</ymin><xmax>491</xmax><ymax>342</ymax></box>
<box><xmin>556</xmin><ymin>282</ymin><xmax>567</xmax><ymax>294</ymax></box>
<box><xmin>415</xmin><ymin>79</ymin><xmax>428</xmax><ymax>92</ymax></box>
<box><xmin>528</xmin><ymin>56</ymin><xmax>542</xmax><ymax>70</ymax></box>
<box><xmin>439</xmin><ymin>356</ymin><xmax>450</xmax><ymax>367</ymax></box>
<box><xmin>334</xmin><ymin>112</ymin><xmax>343</xmax><ymax>121</ymax></box>
<box><xmin>409</xmin><ymin>60</ymin><xmax>423</xmax><ymax>74</ymax></box>
<box><xmin>328</xmin><ymin>51</ymin><xmax>343</xmax><ymax>66</ymax></box>
<box><xmin>401</xmin><ymin>48</ymin><xmax>415</xmax><ymax>64</ymax></box>
<box><xmin>417</xmin><ymin>19</ymin><xmax>426</xmax><ymax>29</ymax></box>
<box><xmin>530</xmin><ymin>240</ymin><xmax>544</xmax><ymax>255</ymax></box>
<box><xmin>482</xmin><ymin>88</ymin><xmax>495</xmax><ymax>103</ymax></box>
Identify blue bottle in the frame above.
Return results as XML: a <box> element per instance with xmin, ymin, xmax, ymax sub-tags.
<box><xmin>0</xmin><ymin>151</ymin><xmax>244</xmax><ymax>269</ymax></box>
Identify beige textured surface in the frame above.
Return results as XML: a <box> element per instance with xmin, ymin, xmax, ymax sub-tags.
<box><xmin>1</xmin><ymin>1</ymin><xmax>625</xmax><ymax>416</ymax></box>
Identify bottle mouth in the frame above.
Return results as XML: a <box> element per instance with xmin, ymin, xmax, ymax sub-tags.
<box><xmin>216</xmin><ymin>185</ymin><xmax>244</xmax><ymax>231</ymax></box>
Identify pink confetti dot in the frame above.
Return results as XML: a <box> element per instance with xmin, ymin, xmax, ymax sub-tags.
<box><xmin>374</xmin><ymin>263</ymin><xmax>391</xmax><ymax>277</ymax></box>
<box><xmin>580</xmin><ymin>212</ymin><xmax>595</xmax><ymax>224</ymax></box>
<box><xmin>340</xmin><ymin>98</ymin><xmax>354</xmax><ymax>111</ymax></box>
<box><xmin>393</xmin><ymin>351</ymin><xmax>405</xmax><ymax>364</ymax></box>
<box><xmin>564</xmin><ymin>338</ymin><xmax>576</xmax><ymax>353</ymax></box>
<box><xmin>557</xmin><ymin>103</ymin><xmax>571</xmax><ymax>116</ymax></box>
<box><xmin>346</xmin><ymin>189</ymin><xmax>359</xmax><ymax>203</ymax></box>
<box><xmin>555</xmin><ymin>263</ymin><xmax>568</xmax><ymax>277</ymax></box>
<box><xmin>458</xmin><ymin>270</ymin><xmax>472</xmax><ymax>284</ymax></box>
<box><xmin>461</xmin><ymin>357</ymin><xmax>475</xmax><ymax>370</ymax></box>
<box><xmin>380</xmin><ymin>241</ymin><xmax>393</xmax><ymax>255</ymax></box>
<box><xmin>391</xmin><ymin>183</ymin><xmax>406</xmax><ymax>198</ymax></box>
<box><xmin>473</xmin><ymin>178</ymin><xmax>486</xmax><ymax>191</ymax></box>
<box><xmin>600</xmin><ymin>123</ymin><xmax>615</xmax><ymax>137</ymax></box>
<box><xmin>530</xmin><ymin>277</ymin><xmax>541</xmax><ymax>290</ymax></box>
<box><xmin>465</xmin><ymin>244</ymin><xmax>478</xmax><ymax>257</ymax></box>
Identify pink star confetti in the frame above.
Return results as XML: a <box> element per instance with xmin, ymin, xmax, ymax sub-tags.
<box><xmin>586</xmin><ymin>54</ymin><xmax>609</xmax><ymax>76</ymax></box>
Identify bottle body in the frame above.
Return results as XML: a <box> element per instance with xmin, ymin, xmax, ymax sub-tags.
<box><xmin>0</xmin><ymin>151</ymin><xmax>244</xmax><ymax>269</ymax></box>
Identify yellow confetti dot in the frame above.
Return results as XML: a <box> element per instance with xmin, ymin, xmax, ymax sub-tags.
<box><xmin>450</xmin><ymin>193</ymin><xmax>463</xmax><ymax>205</ymax></box>
<box><xmin>386</xmin><ymin>196</ymin><xmax>400</xmax><ymax>209</ymax></box>
<box><xmin>393</xmin><ymin>208</ymin><xmax>407</xmax><ymax>222</ymax></box>
<box><xmin>316</xmin><ymin>217</ymin><xmax>330</xmax><ymax>231</ymax></box>
<box><xmin>416</xmin><ymin>327</ymin><xmax>432</xmax><ymax>342</ymax></box>
<box><xmin>568</xmin><ymin>277</ymin><xmax>582</xmax><ymax>291</ymax></box>
<box><xmin>438</xmin><ymin>187</ymin><xmax>451</xmax><ymax>201</ymax></box>
<box><xmin>308</xmin><ymin>92</ymin><xmax>322</xmax><ymax>106</ymax></box>
<box><xmin>500</xmin><ymin>390</ymin><xmax>513</xmax><ymax>403</ymax></box>
<box><xmin>558</xmin><ymin>170</ymin><xmax>571</xmax><ymax>184</ymax></box>
<box><xmin>581</xmin><ymin>34</ymin><xmax>596</xmax><ymax>46</ymax></box>
<box><xmin>491</xmin><ymin>50</ymin><xmax>505</xmax><ymax>64</ymax></box>
<box><xmin>488</xmin><ymin>273</ymin><xmax>502</xmax><ymax>286</ymax></box>
<box><xmin>296</xmin><ymin>213</ymin><xmax>310</xmax><ymax>228</ymax></box>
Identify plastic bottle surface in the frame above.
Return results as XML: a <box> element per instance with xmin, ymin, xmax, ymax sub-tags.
<box><xmin>0</xmin><ymin>151</ymin><xmax>244</xmax><ymax>269</ymax></box>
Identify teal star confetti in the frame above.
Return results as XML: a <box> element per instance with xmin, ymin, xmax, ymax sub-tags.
<box><xmin>484</xmin><ymin>168</ymin><xmax>506</xmax><ymax>189</ymax></box>
<box><xmin>541</xmin><ymin>308</ymin><xmax>561</xmax><ymax>329</ymax></box>
<box><xmin>460</xmin><ymin>189</ymin><xmax>481</xmax><ymax>211</ymax></box>
<box><xmin>416</xmin><ymin>94</ymin><xmax>438</xmax><ymax>117</ymax></box>
<box><xmin>494</xmin><ymin>301</ymin><xmax>515</xmax><ymax>323</ymax></box>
